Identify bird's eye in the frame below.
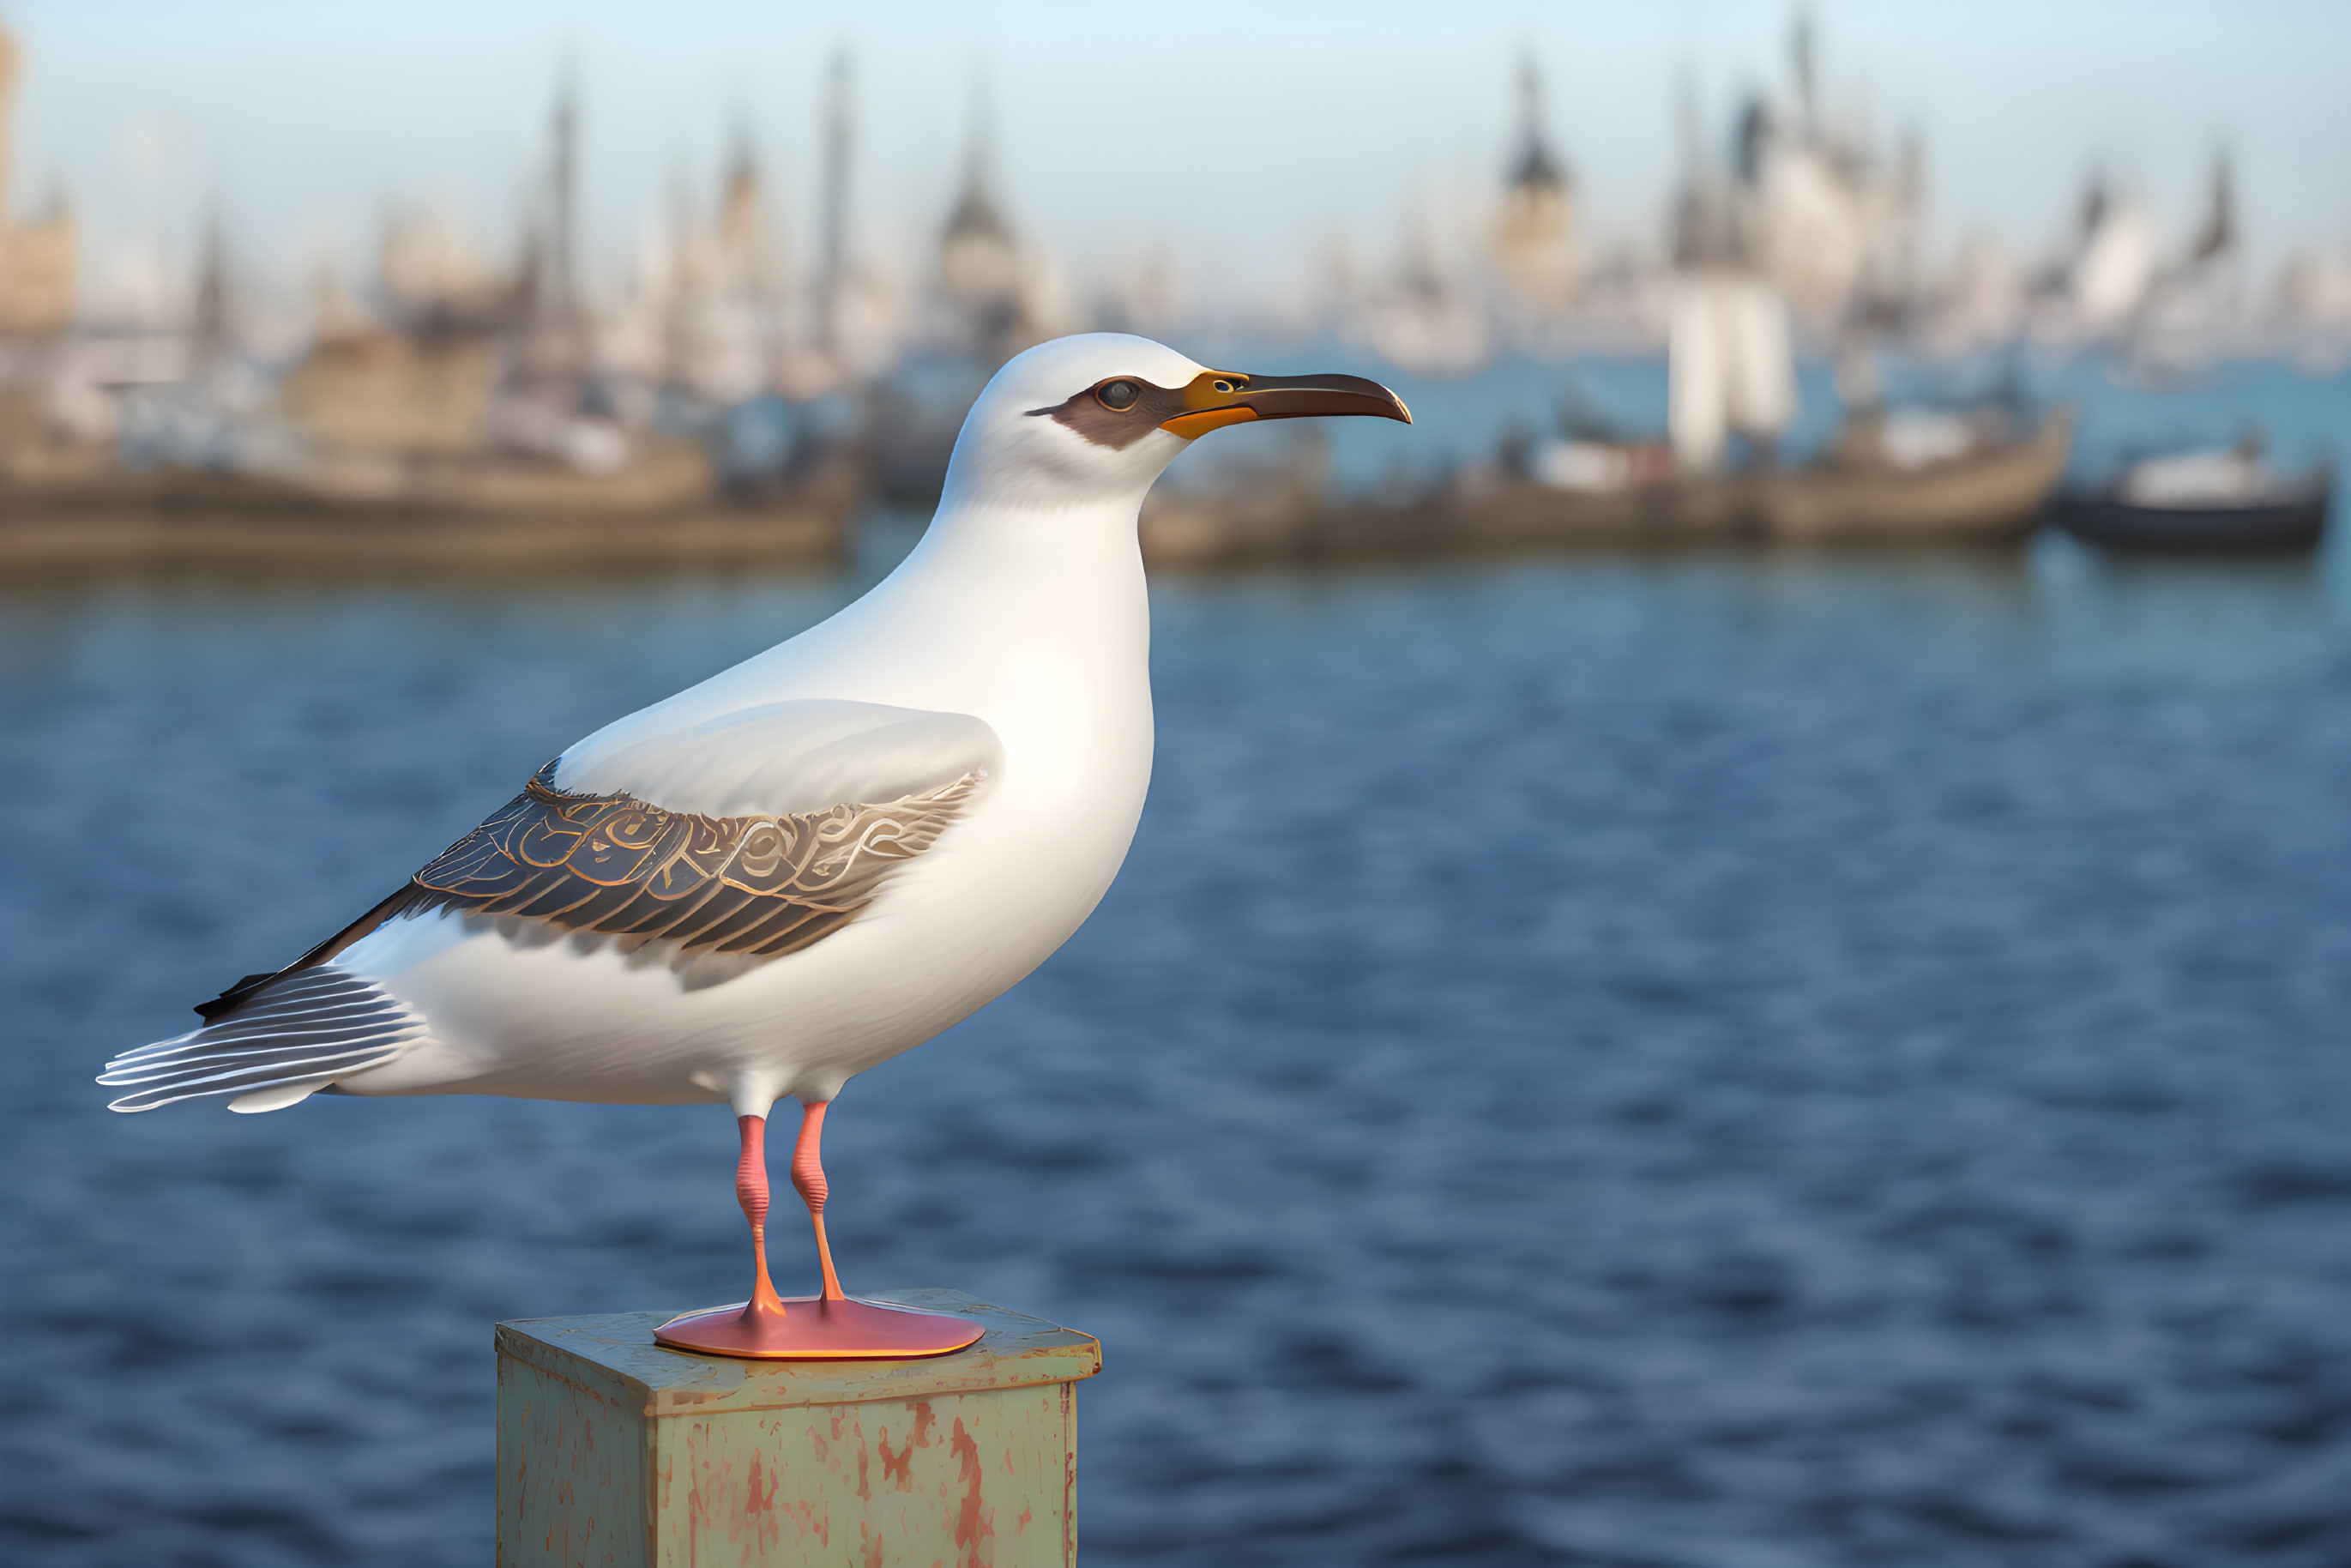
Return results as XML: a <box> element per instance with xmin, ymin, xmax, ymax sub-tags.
<box><xmin>1096</xmin><ymin>380</ymin><xmax>1140</xmax><ymax>411</ymax></box>
<box><xmin>1212</xmin><ymin>380</ymin><xmax>1234</xmax><ymax>394</ymax></box>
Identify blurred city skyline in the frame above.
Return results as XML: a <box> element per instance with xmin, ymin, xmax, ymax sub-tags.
<box><xmin>6</xmin><ymin>0</ymin><xmax>2348</xmax><ymax>324</ymax></box>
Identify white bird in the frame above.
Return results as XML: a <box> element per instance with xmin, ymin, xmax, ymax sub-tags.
<box><xmin>101</xmin><ymin>334</ymin><xmax>1409</xmax><ymax>1357</ymax></box>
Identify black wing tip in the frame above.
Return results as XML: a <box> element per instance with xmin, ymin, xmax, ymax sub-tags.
<box><xmin>195</xmin><ymin>973</ymin><xmax>278</xmax><ymax>1021</ymax></box>
<box><xmin>190</xmin><ymin>884</ymin><xmax>431</xmax><ymax>1020</ymax></box>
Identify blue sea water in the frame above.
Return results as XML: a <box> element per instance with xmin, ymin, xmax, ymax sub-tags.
<box><xmin>3</xmin><ymin>374</ymin><xmax>2350</xmax><ymax>1566</ymax></box>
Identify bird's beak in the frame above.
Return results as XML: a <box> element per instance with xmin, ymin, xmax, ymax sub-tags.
<box><xmin>1160</xmin><ymin>370</ymin><xmax>1413</xmax><ymax>440</ymax></box>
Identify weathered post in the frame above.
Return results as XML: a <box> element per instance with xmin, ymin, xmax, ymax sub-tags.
<box><xmin>496</xmin><ymin>1290</ymin><xmax>1101</xmax><ymax>1567</ymax></box>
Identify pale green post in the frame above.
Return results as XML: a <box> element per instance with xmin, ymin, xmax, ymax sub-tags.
<box><xmin>496</xmin><ymin>1289</ymin><xmax>1101</xmax><ymax>1568</ymax></box>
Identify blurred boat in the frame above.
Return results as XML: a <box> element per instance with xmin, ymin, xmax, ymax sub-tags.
<box><xmin>0</xmin><ymin>440</ymin><xmax>859</xmax><ymax>575</ymax></box>
<box><xmin>0</xmin><ymin>359</ymin><xmax>863</xmax><ymax>574</ymax></box>
<box><xmin>2049</xmin><ymin>447</ymin><xmax>2332</xmax><ymax>553</ymax></box>
<box><xmin>1757</xmin><ymin>404</ymin><xmax>2075</xmax><ymax>543</ymax></box>
<box><xmin>1141</xmin><ymin>406</ymin><xmax>2072</xmax><ymax>569</ymax></box>
<box><xmin>1649</xmin><ymin>264</ymin><xmax>2070</xmax><ymax>544</ymax></box>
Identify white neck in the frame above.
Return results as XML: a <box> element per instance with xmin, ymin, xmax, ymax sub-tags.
<box><xmin>629</xmin><ymin>486</ymin><xmax>1153</xmax><ymax>736</ymax></box>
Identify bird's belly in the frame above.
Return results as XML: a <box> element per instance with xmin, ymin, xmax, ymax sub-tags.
<box><xmin>336</xmin><ymin>749</ymin><xmax>1147</xmax><ymax>1107</ymax></box>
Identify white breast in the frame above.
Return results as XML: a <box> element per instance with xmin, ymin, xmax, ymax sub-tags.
<box><xmin>333</xmin><ymin>495</ymin><xmax>1156</xmax><ymax>1111</ymax></box>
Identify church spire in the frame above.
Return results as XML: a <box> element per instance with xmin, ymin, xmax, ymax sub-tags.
<box><xmin>1508</xmin><ymin>54</ymin><xmax>1568</xmax><ymax>193</ymax></box>
<box><xmin>943</xmin><ymin>71</ymin><xmax>1010</xmax><ymax>245</ymax></box>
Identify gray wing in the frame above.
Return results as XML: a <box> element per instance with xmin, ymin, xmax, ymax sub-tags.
<box><xmin>383</xmin><ymin>757</ymin><xmax>986</xmax><ymax>960</ymax></box>
<box><xmin>181</xmin><ymin>699</ymin><xmax>1001</xmax><ymax>1022</ymax></box>
<box><xmin>553</xmin><ymin>698</ymin><xmax>1004</xmax><ymax>817</ymax></box>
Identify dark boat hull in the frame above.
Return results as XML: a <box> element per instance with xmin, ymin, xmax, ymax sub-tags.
<box><xmin>2050</xmin><ymin>478</ymin><xmax>2331</xmax><ymax>553</ymax></box>
<box><xmin>1140</xmin><ymin>415</ymin><xmax>2077</xmax><ymax>568</ymax></box>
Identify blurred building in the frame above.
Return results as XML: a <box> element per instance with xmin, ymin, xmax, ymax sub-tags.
<box><xmin>786</xmin><ymin>50</ymin><xmax>911</xmax><ymax>388</ymax></box>
<box><xmin>1357</xmin><ymin>209</ymin><xmax>1489</xmax><ymax>376</ymax></box>
<box><xmin>657</xmin><ymin>130</ymin><xmax>793</xmax><ymax>404</ymax></box>
<box><xmin>276</xmin><ymin>204</ymin><xmax>519</xmax><ymax>459</ymax></box>
<box><xmin>1926</xmin><ymin>237</ymin><xmax>2023</xmax><ymax>347</ymax></box>
<box><xmin>938</xmin><ymin>161</ymin><xmax>1018</xmax><ymax>333</ymax></box>
<box><xmin>928</xmin><ymin>88</ymin><xmax>1074</xmax><ymax>360</ymax></box>
<box><xmin>380</xmin><ymin>210</ymin><xmax>511</xmax><ymax>325</ymax></box>
<box><xmin>274</xmin><ymin>75</ymin><xmax>657</xmax><ymax>479</ymax></box>
<box><xmin>1723</xmin><ymin>15</ymin><xmax>1920</xmax><ymax>330</ymax></box>
<box><xmin>1492</xmin><ymin>57</ymin><xmax>1580</xmax><ymax>315</ymax></box>
<box><xmin>2128</xmin><ymin>153</ymin><xmax>2251</xmax><ymax>361</ymax></box>
<box><xmin>283</xmin><ymin>312</ymin><xmax>499</xmax><ymax>459</ymax></box>
<box><xmin>1091</xmin><ymin>248</ymin><xmax>1179</xmax><ymax>339</ymax></box>
<box><xmin>0</xmin><ymin>24</ymin><xmax>75</xmax><ymax>337</ymax></box>
<box><xmin>2279</xmin><ymin>251</ymin><xmax>2351</xmax><ymax>325</ymax></box>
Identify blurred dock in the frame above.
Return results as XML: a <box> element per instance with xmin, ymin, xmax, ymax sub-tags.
<box><xmin>0</xmin><ymin>496</ymin><xmax>850</xmax><ymax>575</ymax></box>
<box><xmin>1142</xmin><ymin>408</ymin><xmax>2074</xmax><ymax>567</ymax></box>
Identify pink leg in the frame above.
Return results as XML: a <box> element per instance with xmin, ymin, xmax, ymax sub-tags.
<box><xmin>791</xmin><ymin>1101</ymin><xmax>847</xmax><ymax>1301</ymax></box>
<box><xmin>650</xmin><ymin>1101</ymin><xmax>981</xmax><ymax>1359</ymax></box>
<box><xmin>734</xmin><ymin>1114</ymin><xmax>787</xmax><ymax>1324</ymax></box>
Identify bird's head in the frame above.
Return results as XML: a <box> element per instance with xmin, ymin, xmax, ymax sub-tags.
<box><xmin>938</xmin><ymin>332</ymin><xmax>1410</xmax><ymax>513</ymax></box>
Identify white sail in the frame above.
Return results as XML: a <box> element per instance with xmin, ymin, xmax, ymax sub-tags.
<box><xmin>1668</xmin><ymin>280</ymin><xmax>1728</xmax><ymax>471</ymax></box>
<box><xmin>1670</xmin><ymin>274</ymin><xmax>1796</xmax><ymax>471</ymax></box>
<box><xmin>1725</xmin><ymin>278</ymin><xmax>1795</xmax><ymax>439</ymax></box>
<box><xmin>2074</xmin><ymin>202</ymin><xmax>2156</xmax><ymax>324</ymax></box>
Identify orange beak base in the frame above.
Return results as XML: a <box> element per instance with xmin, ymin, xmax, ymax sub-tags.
<box><xmin>1160</xmin><ymin>371</ymin><xmax>1413</xmax><ymax>440</ymax></box>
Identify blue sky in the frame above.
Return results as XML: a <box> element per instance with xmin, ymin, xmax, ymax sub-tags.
<box><xmin>6</xmin><ymin>0</ymin><xmax>2347</xmax><ymax>311</ymax></box>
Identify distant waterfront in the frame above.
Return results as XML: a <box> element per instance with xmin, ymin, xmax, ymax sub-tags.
<box><xmin>5</xmin><ymin>348</ymin><xmax>2346</xmax><ymax>576</ymax></box>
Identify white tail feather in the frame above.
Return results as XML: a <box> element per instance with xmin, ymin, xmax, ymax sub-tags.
<box><xmin>100</xmin><ymin>965</ymin><xmax>423</xmax><ymax>1113</ymax></box>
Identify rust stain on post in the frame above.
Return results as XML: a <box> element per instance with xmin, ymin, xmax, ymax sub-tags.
<box><xmin>949</xmin><ymin>1416</ymin><xmax>993</xmax><ymax>1568</ymax></box>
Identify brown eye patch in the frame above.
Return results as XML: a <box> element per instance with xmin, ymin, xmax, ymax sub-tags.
<box><xmin>1027</xmin><ymin>376</ymin><xmax>1186</xmax><ymax>449</ymax></box>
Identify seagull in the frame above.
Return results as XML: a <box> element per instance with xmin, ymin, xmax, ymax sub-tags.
<box><xmin>101</xmin><ymin>334</ymin><xmax>1410</xmax><ymax>1358</ymax></box>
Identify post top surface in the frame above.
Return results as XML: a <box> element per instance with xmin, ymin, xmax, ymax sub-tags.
<box><xmin>496</xmin><ymin>1288</ymin><xmax>1100</xmax><ymax>1415</ymax></box>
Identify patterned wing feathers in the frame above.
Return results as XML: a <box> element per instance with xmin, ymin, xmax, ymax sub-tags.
<box><xmin>185</xmin><ymin>757</ymin><xmax>985</xmax><ymax>1026</ymax></box>
<box><xmin>400</xmin><ymin>761</ymin><xmax>982</xmax><ymax>961</ymax></box>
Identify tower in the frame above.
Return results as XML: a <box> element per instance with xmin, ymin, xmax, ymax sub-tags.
<box><xmin>1791</xmin><ymin>8</ymin><xmax>1818</xmax><ymax>130</ymax></box>
<box><xmin>193</xmin><ymin>212</ymin><xmax>231</xmax><ymax>356</ymax></box>
<box><xmin>2190</xmin><ymin>150</ymin><xmax>2234</xmax><ymax>266</ymax></box>
<box><xmin>715</xmin><ymin>120</ymin><xmax>775</xmax><ymax>292</ymax></box>
<box><xmin>1494</xmin><ymin>54</ymin><xmax>1579</xmax><ymax>312</ymax></box>
<box><xmin>0</xmin><ymin>23</ymin><xmax>77</xmax><ymax>335</ymax></box>
<box><xmin>937</xmin><ymin>76</ymin><xmax>1020</xmax><ymax>335</ymax></box>
<box><xmin>544</xmin><ymin>65</ymin><xmax>579</xmax><ymax>318</ymax></box>
<box><xmin>0</xmin><ymin>26</ymin><xmax>17</xmax><ymax>208</ymax></box>
<box><xmin>817</xmin><ymin>50</ymin><xmax>852</xmax><ymax>352</ymax></box>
